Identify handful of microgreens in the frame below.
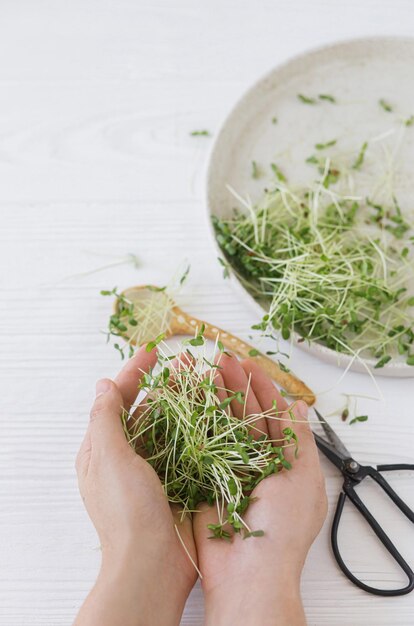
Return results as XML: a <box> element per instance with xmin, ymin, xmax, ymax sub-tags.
<box><xmin>122</xmin><ymin>337</ymin><xmax>298</xmax><ymax>541</ymax></box>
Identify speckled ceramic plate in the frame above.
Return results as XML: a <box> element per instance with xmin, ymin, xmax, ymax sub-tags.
<box><xmin>206</xmin><ymin>37</ymin><xmax>414</xmax><ymax>377</ymax></box>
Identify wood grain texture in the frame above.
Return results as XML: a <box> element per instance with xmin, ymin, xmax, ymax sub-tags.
<box><xmin>0</xmin><ymin>1</ymin><xmax>413</xmax><ymax>624</ymax></box>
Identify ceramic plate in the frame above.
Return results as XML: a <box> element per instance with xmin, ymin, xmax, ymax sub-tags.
<box><xmin>206</xmin><ymin>37</ymin><xmax>414</xmax><ymax>377</ymax></box>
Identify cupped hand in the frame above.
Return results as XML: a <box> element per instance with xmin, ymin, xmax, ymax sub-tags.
<box><xmin>193</xmin><ymin>353</ymin><xmax>328</xmax><ymax>626</ymax></box>
<box><xmin>74</xmin><ymin>345</ymin><xmax>197</xmax><ymax>626</ymax></box>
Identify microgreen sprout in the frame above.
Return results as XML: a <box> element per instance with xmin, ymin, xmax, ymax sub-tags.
<box><xmin>297</xmin><ymin>94</ymin><xmax>316</xmax><ymax>105</ymax></box>
<box><xmin>146</xmin><ymin>333</ymin><xmax>166</xmax><ymax>352</ymax></box>
<box><xmin>251</xmin><ymin>161</ymin><xmax>262</xmax><ymax>179</ymax></box>
<box><xmin>101</xmin><ymin>287</ymin><xmax>136</xmax><ymax>359</ymax></box>
<box><xmin>122</xmin><ymin>340</ymin><xmax>299</xmax><ymax>540</ymax></box>
<box><xmin>379</xmin><ymin>99</ymin><xmax>393</xmax><ymax>113</ymax></box>
<box><xmin>349</xmin><ymin>415</ymin><xmax>368</xmax><ymax>425</ymax></box>
<box><xmin>352</xmin><ymin>141</ymin><xmax>368</xmax><ymax>170</ymax></box>
<box><xmin>62</xmin><ymin>252</ymin><xmax>140</xmax><ymax>282</ymax></box>
<box><xmin>315</xmin><ymin>139</ymin><xmax>337</xmax><ymax>150</ymax></box>
<box><xmin>318</xmin><ymin>94</ymin><xmax>336</xmax><ymax>103</ymax></box>
<box><xmin>185</xmin><ymin>323</ymin><xmax>206</xmax><ymax>347</ymax></box>
<box><xmin>190</xmin><ymin>130</ymin><xmax>210</xmax><ymax>136</ymax></box>
<box><xmin>270</xmin><ymin>163</ymin><xmax>287</xmax><ymax>182</ymax></box>
<box><xmin>218</xmin><ymin>256</ymin><xmax>230</xmax><ymax>279</ymax></box>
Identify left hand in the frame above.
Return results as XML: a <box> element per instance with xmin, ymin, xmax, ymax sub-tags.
<box><xmin>73</xmin><ymin>345</ymin><xmax>197</xmax><ymax>626</ymax></box>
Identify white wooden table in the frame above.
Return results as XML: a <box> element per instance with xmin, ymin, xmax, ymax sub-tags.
<box><xmin>1</xmin><ymin>2</ymin><xmax>414</xmax><ymax>624</ymax></box>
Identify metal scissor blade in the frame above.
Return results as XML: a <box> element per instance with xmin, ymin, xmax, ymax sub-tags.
<box><xmin>313</xmin><ymin>431</ymin><xmax>347</xmax><ymax>471</ymax></box>
<box><xmin>313</xmin><ymin>409</ymin><xmax>352</xmax><ymax>461</ymax></box>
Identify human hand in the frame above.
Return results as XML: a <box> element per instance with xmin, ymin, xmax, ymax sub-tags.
<box><xmin>193</xmin><ymin>353</ymin><xmax>327</xmax><ymax>626</ymax></box>
<box><xmin>73</xmin><ymin>345</ymin><xmax>197</xmax><ymax>626</ymax></box>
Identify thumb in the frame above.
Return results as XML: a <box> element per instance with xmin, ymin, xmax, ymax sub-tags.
<box><xmin>89</xmin><ymin>379</ymin><xmax>128</xmax><ymax>453</ymax></box>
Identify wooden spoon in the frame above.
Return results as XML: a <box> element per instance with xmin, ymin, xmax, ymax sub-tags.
<box><xmin>117</xmin><ymin>285</ymin><xmax>315</xmax><ymax>405</ymax></box>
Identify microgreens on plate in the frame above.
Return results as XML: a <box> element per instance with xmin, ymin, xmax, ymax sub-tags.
<box><xmin>213</xmin><ymin>134</ymin><xmax>414</xmax><ymax>368</ymax></box>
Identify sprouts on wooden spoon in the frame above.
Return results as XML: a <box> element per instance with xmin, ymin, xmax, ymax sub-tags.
<box><xmin>101</xmin><ymin>285</ymin><xmax>316</xmax><ymax>403</ymax></box>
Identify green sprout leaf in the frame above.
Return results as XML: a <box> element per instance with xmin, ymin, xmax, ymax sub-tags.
<box><xmin>352</xmin><ymin>141</ymin><xmax>368</xmax><ymax>170</ymax></box>
<box><xmin>187</xmin><ymin>323</ymin><xmax>205</xmax><ymax>347</ymax></box>
<box><xmin>374</xmin><ymin>355</ymin><xmax>392</xmax><ymax>369</ymax></box>
<box><xmin>146</xmin><ymin>333</ymin><xmax>165</xmax><ymax>352</ymax></box>
<box><xmin>278</xmin><ymin>360</ymin><xmax>290</xmax><ymax>373</ymax></box>
<box><xmin>180</xmin><ymin>265</ymin><xmax>190</xmax><ymax>285</ymax></box>
<box><xmin>379</xmin><ymin>99</ymin><xmax>393</xmax><ymax>112</ymax></box>
<box><xmin>227</xmin><ymin>478</ymin><xmax>237</xmax><ymax>496</ymax></box>
<box><xmin>251</xmin><ymin>161</ymin><xmax>262</xmax><ymax>179</ymax></box>
<box><xmin>270</xmin><ymin>163</ymin><xmax>287</xmax><ymax>182</ymax></box>
<box><xmin>243</xmin><ymin>529</ymin><xmax>264</xmax><ymax>539</ymax></box>
<box><xmin>218</xmin><ymin>256</ymin><xmax>230</xmax><ymax>279</ymax></box>
<box><xmin>349</xmin><ymin>415</ymin><xmax>368</xmax><ymax>425</ymax></box>
<box><xmin>318</xmin><ymin>94</ymin><xmax>336</xmax><ymax>103</ymax></box>
<box><xmin>315</xmin><ymin>139</ymin><xmax>337</xmax><ymax>150</ymax></box>
<box><xmin>297</xmin><ymin>94</ymin><xmax>316</xmax><ymax>105</ymax></box>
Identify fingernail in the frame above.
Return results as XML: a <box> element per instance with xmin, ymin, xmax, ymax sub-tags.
<box><xmin>296</xmin><ymin>400</ymin><xmax>308</xmax><ymax>420</ymax></box>
<box><xmin>95</xmin><ymin>379</ymin><xmax>112</xmax><ymax>397</ymax></box>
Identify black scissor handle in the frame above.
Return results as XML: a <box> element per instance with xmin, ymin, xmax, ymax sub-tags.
<box><xmin>331</xmin><ymin>478</ymin><xmax>414</xmax><ymax>596</ymax></box>
<box><xmin>365</xmin><ymin>466</ymin><xmax>414</xmax><ymax>523</ymax></box>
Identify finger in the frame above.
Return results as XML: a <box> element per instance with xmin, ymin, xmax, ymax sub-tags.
<box><xmin>241</xmin><ymin>358</ymin><xmax>288</xmax><ymax>442</ymax></box>
<box><xmin>281</xmin><ymin>401</ymin><xmax>318</xmax><ymax>466</ymax></box>
<box><xmin>212</xmin><ymin>371</ymin><xmax>227</xmax><ymax>404</ymax></box>
<box><xmin>170</xmin><ymin>352</ymin><xmax>195</xmax><ymax>372</ymax></box>
<box><xmin>114</xmin><ymin>344</ymin><xmax>158</xmax><ymax>412</ymax></box>
<box><xmin>127</xmin><ymin>399</ymin><xmax>152</xmax><ymax>456</ymax></box>
<box><xmin>89</xmin><ymin>379</ymin><xmax>128</xmax><ymax>453</ymax></box>
<box><xmin>75</xmin><ymin>427</ymin><xmax>92</xmax><ymax>480</ymax></box>
<box><xmin>217</xmin><ymin>353</ymin><xmax>268</xmax><ymax>438</ymax></box>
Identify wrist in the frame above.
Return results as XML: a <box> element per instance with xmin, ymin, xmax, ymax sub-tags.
<box><xmin>98</xmin><ymin>543</ymin><xmax>189</xmax><ymax>626</ymax></box>
<box><xmin>204</xmin><ymin>572</ymin><xmax>305</xmax><ymax>626</ymax></box>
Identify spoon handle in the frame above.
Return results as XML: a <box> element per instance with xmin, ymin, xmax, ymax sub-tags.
<box><xmin>172</xmin><ymin>310</ymin><xmax>315</xmax><ymax>405</ymax></box>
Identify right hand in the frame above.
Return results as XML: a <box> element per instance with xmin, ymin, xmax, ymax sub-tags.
<box><xmin>193</xmin><ymin>353</ymin><xmax>328</xmax><ymax>626</ymax></box>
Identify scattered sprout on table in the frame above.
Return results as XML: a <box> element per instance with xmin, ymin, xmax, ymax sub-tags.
<box><xmin>379</xmin><ymin>99</ymin><xmax>393</xmax><ymax>113</ymax></box>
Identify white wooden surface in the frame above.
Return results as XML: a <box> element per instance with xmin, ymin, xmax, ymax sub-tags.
<box><xmin>1</xmin><ymin>2</ymin><xmax>414</xmax><ymax>624</ymax></box>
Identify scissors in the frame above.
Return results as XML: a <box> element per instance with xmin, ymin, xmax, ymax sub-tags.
<box><xmin>313</xmin><ymin>409</ymin><xmax>414</xmax><ymax>596</ymax></box>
